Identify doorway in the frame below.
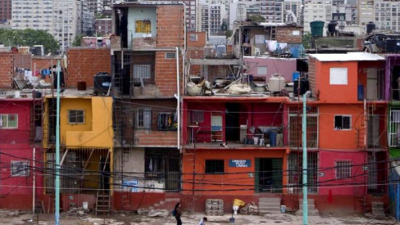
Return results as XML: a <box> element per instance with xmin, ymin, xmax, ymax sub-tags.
<box><xmin>100</xmin><ymin>155</ymin><xmax>110</xmax><ymax>193</ymax></box>
<box><xmin>225</xmin><ymin>103</ymin><xmax>240</xmax><ymax>142</ymax></box>
<box><xmin>255</xmin><ymin>158</ymin><xmax>283</xmax><ymax>193</ymax></box>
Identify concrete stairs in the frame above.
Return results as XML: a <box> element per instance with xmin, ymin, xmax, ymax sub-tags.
<box><xmin>258</xmin><ymin>197</ymin><xmax>281</xmax><ymax>215</ymax></box>
<box><xmin>371</xmin><ymin>202</ymin><xmax>386</xmax><ymax>219</ymax></box>
<box><xmin>296</xmin><ymin>198</ymin><xmax>319</xmax><ymax>216</ymax></box>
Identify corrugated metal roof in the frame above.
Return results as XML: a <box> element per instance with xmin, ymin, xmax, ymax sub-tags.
<box><xmin>309</xmin><ymin>52</ymin><xmax>385</xmax><ymax>62</ymax></box>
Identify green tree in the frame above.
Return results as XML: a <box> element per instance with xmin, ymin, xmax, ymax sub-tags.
<box><xmin>247</xmin><ymin>14</ymin><xmax>266</xmax><ymax>23</ymax></box>
<box><xmin>72</xmin><ymin>34</ymin><xmax>84</xmax><ymax>47</ymax></box>
<box><xmin>0</xmin><ymin>28</ymin><xmax>59</xmax><ymax>53</ymax></box>
<box><xmin>302</xmin><ymin>32</ymin><xmax>312</xmax><ymax>49</ymax></box>
<box><xmin>225</xmin><ymin>30</ymin><xmax>233</xmax><ymax>38</ymax></box>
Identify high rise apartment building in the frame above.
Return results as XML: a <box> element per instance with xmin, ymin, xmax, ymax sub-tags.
<box><xmin>374</xmin><ymin>0</ymin><xmax>400</xmax><ymax>32</ymax></box>
<box><xmin>12</xmin><ymin>0</ymin><xmax>93</xmax><ymax>49</ymax></box>
<box><xmin>303</xmin><ymin>0</ymin><xmax>332</xmax><ymax>34</ymax></box>
<box><xmin>358</xmin><ymin>0</ymin><xmax>374</xmax><ymax>26</ymax></box>
<box><xmin>0</xmin><ymin>0</ymin><xmax>11</xmax><ymax>23</ymax></box>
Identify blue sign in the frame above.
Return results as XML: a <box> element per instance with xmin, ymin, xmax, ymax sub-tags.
<box><xmin>229</xmin><ymin>159</ymin><xmax>251</xmax><ymax>168</ymax></box>
<box><xmin>123</xmin><ymin>180</ymin><xmax>138</xmax><ymax>192</ymax></box>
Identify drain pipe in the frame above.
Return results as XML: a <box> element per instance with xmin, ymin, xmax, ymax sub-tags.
<box><xmin>176</xmin><ymin>47</ymin><xmax>181</xmax><ymax>151</ymax></box>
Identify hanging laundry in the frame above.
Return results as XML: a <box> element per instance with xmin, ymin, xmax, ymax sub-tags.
<box><xmin>266</xmin><ymin>40</ymin><xmax>278</xmax><ymax>51</ymax></box>
<box><xmin>279</xmin><ymin>43</ymin><xmax>287</xmax><ymax>50</ymax></box>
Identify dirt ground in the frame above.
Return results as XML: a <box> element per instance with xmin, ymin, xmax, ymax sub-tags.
<box><xmin>0</xmin><ymin>210</ymin><xmax>398</xmax><ymax>225</ymax></box>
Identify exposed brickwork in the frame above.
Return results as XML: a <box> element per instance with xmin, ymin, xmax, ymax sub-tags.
<box><xmin>308</xmin><ymin>56</ymin><xmax>316</xmax><ymax>97</ymax></box>
<box><xmin>66</xmin><ymin>48</ymin><xmax>111</xmax><ymax>88</ymax></box>
<box><xmin>135</xmin><ymin>130</ymin><xmax>177</xmax><ymax>146</ymax></box>
<box><xmin>0</xmin><ymin>52</ymin><xmax>14</xmax><ymax>88</ymax></box>
<box><xmin>154</xmin><ymin>51</ymin><xmax>182</xmax><ymax>96</ymax></box>
<box><xmin>187</xmin><ymin>32</ymin><xmax>206</xmax><ymax>75</ymax></box>
<box><xmin>156</xmin><ymin>5</ymin><xmax>185</xmax><ymax>48</ymax></box>
<box><xmin>276</xmin><ymin>27</ymin><xmax>303</xmax><ymax>44</ymax></box>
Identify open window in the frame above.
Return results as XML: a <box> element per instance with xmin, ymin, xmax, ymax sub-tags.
<box><xmin>334</xmin><ymin>115</ymin><xmax>351</xmax><ymax>130</ymax></box>
<box><xmin>157</xmin><ymin>112</ymin><xmax>176</xmax><ymax>131</ymax></box>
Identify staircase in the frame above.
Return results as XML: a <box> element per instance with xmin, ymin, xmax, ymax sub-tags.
<box><xmin>371</xmin><ymin>202</ymin><xmax>386</xmax><ymax>219</ymax></box>
<box><xmin>296</xmin><ymin>198</ymin><xmax>319</xmax><ymax>216</ymax></box>
<box><xmin>96</xmin><ymin>191</ymin><xmax>110</xmax><ymax>215</ymax></box>
<box><xmin>258</xmin><ymin>197</ymin><xmax>281</xmax><ymax>215</ymax></box>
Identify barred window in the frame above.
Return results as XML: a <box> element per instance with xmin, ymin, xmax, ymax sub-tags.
<box><xmin>190</xmin><ymin>110</ymin><xmax>204</xmax><ymax>124</ymax></box>
<box><xmin>335</xmin><ymin>161</ymin><xmax>351</xmax><ymax>179</ymax></box>
<box><xmin>11</xmin><ymin>161</ymin><xmax>29</xmax><ymax>176</ymax></box>
<box><xmin>205</xmin><ymin>160</ymin><xmax>224</xmax><ymax>174</ymax></box>
<box><xmin>68</xmin><ymin>110</ymin><xmax>84</xmax><ymax>124</ymax></box>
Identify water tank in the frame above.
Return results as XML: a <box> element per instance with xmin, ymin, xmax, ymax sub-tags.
<box><xmin>216</xmin><ymin>45</ymin><xmax>227</xmax><ymax>58</ymax></box>
<box><xmin>268</xmin><ymin>74</ymin><xmax>286</xmax><ymax>93</ymax></box>
<box><xmin>310</xmin><ymin>21</ymin><xmax>325</xmax><ymax>37</ymax></box>
<box><xmin>328</xmin><ymin>21</ymin><xmax>338</xmax><ymax>34</ymax></box>
<box><xmin>292</xmin><ymin>71</ymin><xmax>300</xmax><ymax>82</ymax></box>
<box><xmin>94</xmin><ymin>72</ymin><xmax>111</xmax><ymax>95</ymax></box>
<box><xmin>366</xmin><ymin>22</ymin><xmax>376</xmax><ymax>35</ymax></box>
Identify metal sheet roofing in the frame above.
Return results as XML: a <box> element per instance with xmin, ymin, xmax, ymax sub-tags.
<box><xmin>309</xmin><ymin>52</ymin><xmax>385</xmax><ymax>62</ymax></box>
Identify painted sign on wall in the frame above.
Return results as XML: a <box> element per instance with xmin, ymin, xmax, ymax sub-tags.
<box><xmin>229</xmin><ymin>159</ymin><xmax>251</xmax><ymax>167</ymax></box>
<box><xmin>122</xmin><ymin>180</ymin><xmax>138</xmax><ymax>192</ymax></box>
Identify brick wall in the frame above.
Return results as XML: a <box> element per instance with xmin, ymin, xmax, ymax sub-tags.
<box><xmin>154</xmin><ymin>51</ymin><xmax>182</xmax><ymax>96</ymax></box>
<box><xmin>156</xmin><ymin>5</ymin><xmax>185</xmax><ymax>48</ymax></box>
<box><xmin>135</xmin><ymin>130</ymin><xmax>177</xmax><ymax>146</ymax></box>
<box><xmin>308</xmin><ymin>56</ymin><xmax>316</xmax><ymax>97</ymax></box>
<box><xmin>66</xmin><ymin>48</ymin><xmax>111</xmax><ymax>88</ymax></box>
<box><xmin>0</xmin><ymin>53</ymin><xmax>13</xmax><ymax>88</ymax></box>
<box><xmin>276</xmin><ymin>27</ymin><xmax>303</xmax><ymax>44</ymax></box>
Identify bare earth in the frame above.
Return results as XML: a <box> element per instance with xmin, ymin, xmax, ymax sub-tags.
<box><xmin>0</xmin><ymin>210</ymin><xmax>398</xmax><ymax>225</ymax></box>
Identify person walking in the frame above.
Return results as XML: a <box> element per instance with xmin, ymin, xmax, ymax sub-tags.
<box><xmin>174</xmin><ymin>203</ymin><xmax>182</xmax><ymax>225</ymax></box>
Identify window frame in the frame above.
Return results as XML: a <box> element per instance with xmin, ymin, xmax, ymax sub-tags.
<box><xmin>0</xmin><ymin>114</ymin><xmax>18</xmax><ymax>129</ymax></box>
<box><xmin>335</xmin><ymin>160</ymin><xmax>351</xmax><ymax>179</ymax></box>
<box><xmin>136</xmin><ymin>108</ymin><xmax>152</xmax><ymax>130</ymax></box>
<box><xmin>334</xmin><ymin>115</ymin><xmax>352</xmax><ymax>130</ymax></box>
<box><xmin>190</xmin><ymin>110</ymin><xmax>205</xmax><ymax>124</ymax></box>
<box><xmin>68</xmin><ymin>109</ymin><xmax>85</xmax><ymax>125</ymax></box>
<box><xmin>132</xmin><ymin>64</ymin><xmax>153</xmax><ymax>83</ymax></box>
<box><xmin>329</xmin><ymin>67</ymin><xmax>348</xmax><ymax>85</ymax></box>
<box><xmin>135</xmin><ymin>18</ymin><xmax>152</xmax><ymax>34</ymax></box>
<box><xmin>11</xmin><ymin>161</ymin><xmax>29</xmax><ymax>177</ymax></box>
<box><xmin>205</xmin><ymin>159</ymin><xmax>225</xmax><ymax>174</ymax></box>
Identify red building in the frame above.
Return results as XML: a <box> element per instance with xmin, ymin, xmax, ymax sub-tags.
<box><xmin>0</xmin><ymin>95</ymin><xmax>43</xmax><ymax>210</ymax></box>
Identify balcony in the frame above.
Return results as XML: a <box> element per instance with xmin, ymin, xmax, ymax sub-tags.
<box><xmin>185</xmin><ymin>102</ymin><xmax>286</xmax><ymax>149</ymax></box>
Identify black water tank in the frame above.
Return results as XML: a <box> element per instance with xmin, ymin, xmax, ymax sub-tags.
<box><xmin>328</xmin><ymin>21</ymin><xmax>338</xmax><ymax>34</ymax></box>
<box><xmin>94</xmin><ymin>72</ymin><xmax>111</xmax><ymax>95</ymax></box>
<box><xmin>366</xmin><ymin>22</ymin><xmax>376</xmax><ymax>34</ymax></box>
<box><xmin>385</xmin><ymin>39</ymin><xmax>400</xmax><ymax>54</ymax></box>
<box><xmin>294</xmin><ymin>78</ymin><xmax>310</xmax><ymax>96</ymax></box>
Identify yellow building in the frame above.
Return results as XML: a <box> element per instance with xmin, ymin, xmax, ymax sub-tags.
<box><xmin>42</xmin><ymin>92</ymin><xmax>114</xmax><ymax>209</ymax></box>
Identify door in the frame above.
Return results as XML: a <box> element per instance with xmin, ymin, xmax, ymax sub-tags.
<box><xmin>211</xmin><ymin>112</ymin><xmax>223</xmax><ymax>142</ymax></box>
<box><xmin>165</xmin><ymin>150</ymin><xmax>181</xmax><ymax>191</ymax></box>
<box><xmin>367</xmin><ymin>68</ymin><xmax>378</xmax><ymax>100</ymax></box>
<box><xmin>255</xmin><ymin>158</ymin><xmax>283</xmax><ymax>193</ymax></box>
<box><xmin>225</xmin><ymin>103</ymin><xmax>240</xmax><ymax>142</ymax></box>
<box><xmin>100</xmin><ymin>155</ymin><xmax>110</xmax><ymax>193</ymax></box>
<box><xmin>368</xmin><ymin>115</ymin><xmax>380</xmax><ymax>147</ymax></box>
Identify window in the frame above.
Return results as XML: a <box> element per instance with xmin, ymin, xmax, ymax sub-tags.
<box><xmin>68</xmin><ymin>110</ymin><xmax>84</xmax><ymax>124</ymax></box>
<box><xmin>11</xmin><ymin>161</ymin><xmax>29</xmax><ymax>176</ymax></box>
<box><xmin>0</xmin><ymin>114</ymin><xmax>18</xmax><ymax>128</ymax></box>
<box><xmin>205</xmin><ymin>160</ymin><xmax>224</xmax><ymax>174</ymax></box>
<box><xmin>334</xmin><ymin>115</ymin><xmax>351</xmax><ymax>130</ymax></box>
<box><xmin>135</xmin><ymin>19</ymin><xmax>151</xmax><ymax>34</ymax></box>
<box><xmin>165</xmin><ymin>52</ymin><xmax>176</xmax><ymax>59</ymax></box>
<box><xmin>389</xmin><ymin>109</ymin><xmax>400</xmax><ymax>146</ymax></box>
<box><xmin>189</xmin><ymin>34</ymin><xmax>198</xmax><ymax>41</ymax></box>
<box><xmin>136</xmin><ymin>108</ymin><xmax>151</xmax><ymax>130</ymax></box>
<box><xmin>335</xmin><ymin>161</ymin><xmax>351</xmax><ymax>179</ymax></box>
<box><xmin>330</xmin><ymin>68</ymin><xmax>348</xmax><ymax>85</ymax></box>
<box><xmin>157</xmin><ymin>112</ymin><xmax>176</xmax><ymax>131</ymax></box>
<box><xmin>257</xmin><ymin>66</ymin><xmax>268</xmax><ymax>75</ymax></box>
<box><xmin>190</xmin><ymin>110</ymin><xmax>204</xmax><ymax>124</ymax></box>
<box><xmin>133</xmin><ymin>64</ymin><xmax>152</xmax><ymax>82</ymax></box>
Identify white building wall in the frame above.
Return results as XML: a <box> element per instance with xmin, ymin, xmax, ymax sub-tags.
<box><xmin>303</xmin><ymin>0</ymin><xmax>332</xmax><ymax>35</ymax></box>
<box><xmin>374</xmin><ymin>1</ymin><xmax>400</xmax><ymax>32</ymax></box>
